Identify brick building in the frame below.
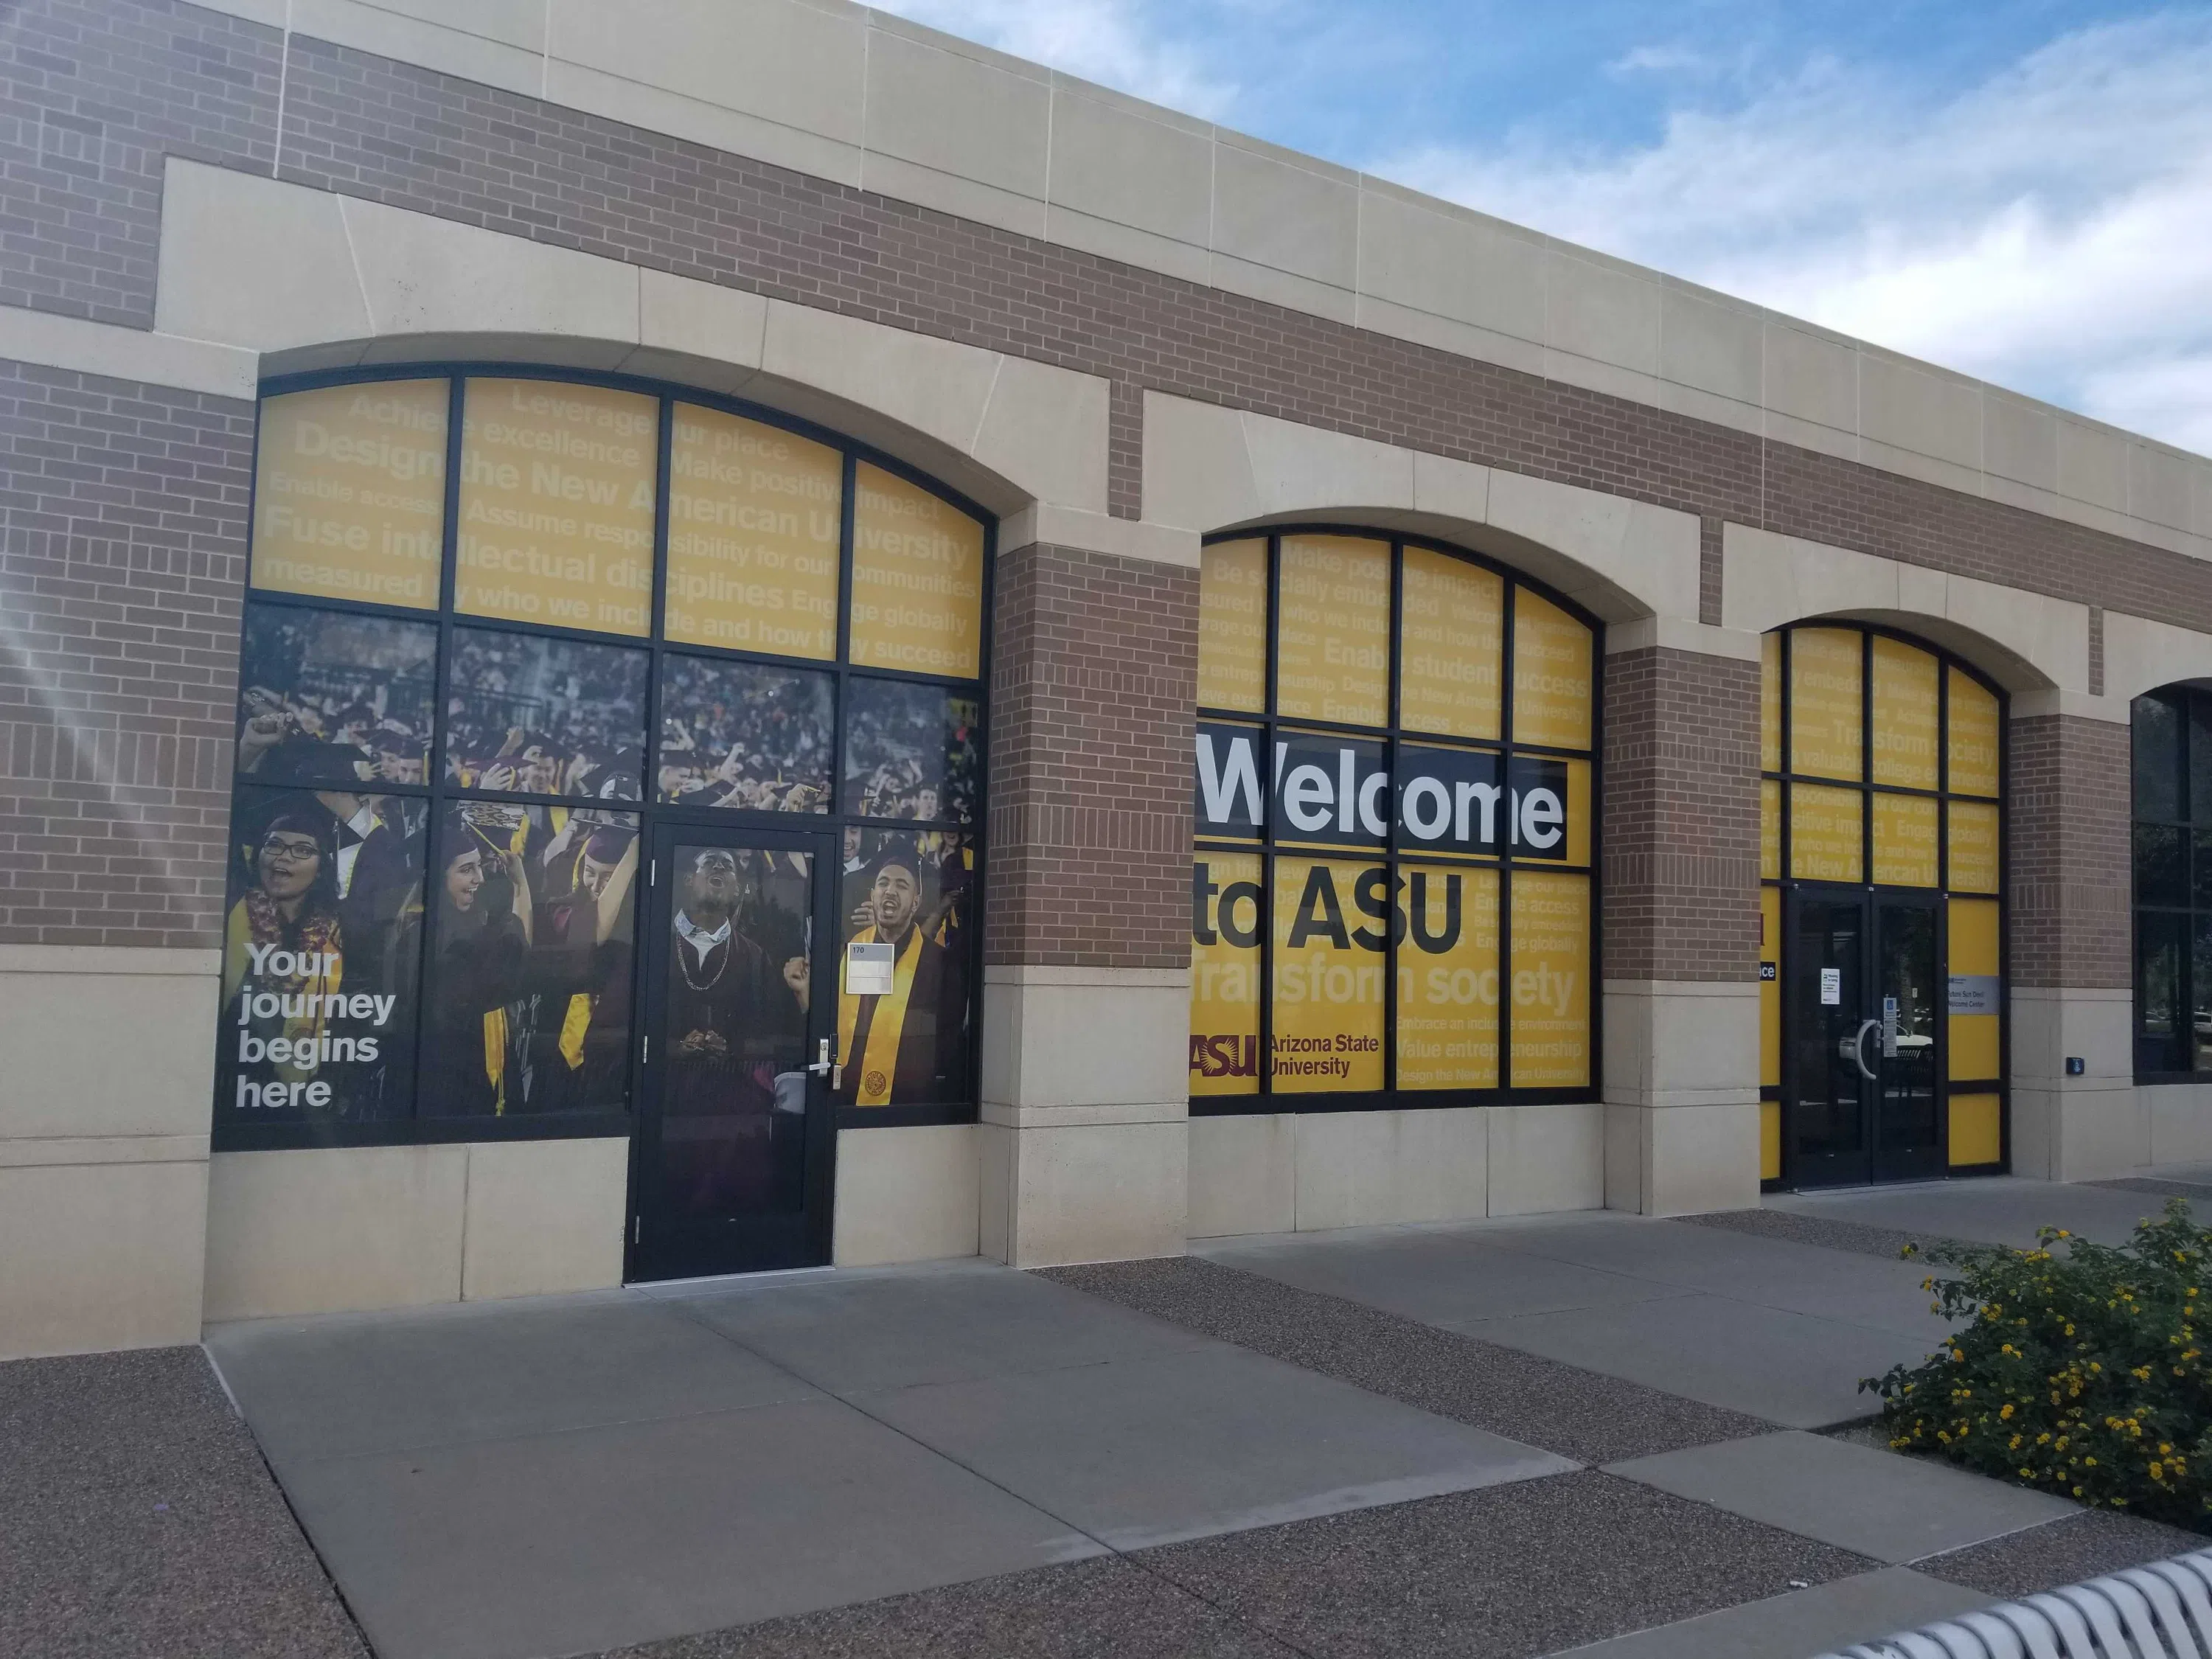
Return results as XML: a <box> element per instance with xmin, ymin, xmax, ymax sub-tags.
<box><xmin>6</xmin><ymin>0</ymin><xmax>2211</xmax><ymax>1357</ymax></box>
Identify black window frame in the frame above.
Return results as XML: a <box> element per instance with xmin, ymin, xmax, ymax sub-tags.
<box><xmin>1759</xmin><ymin>622</ymin><xmax>2011</xmax><ymax>1183</ymax></box>
<box><xmin>1192</xmin><ymin>524</ymin><xmax>1604</xmax><ymax>1118</ymax></box>
<box><xmin>214</xmin><ymin>363</ymin><xmax>995</xmax><ymax>1151</ymax></box>
<box><xmin>2132</xmin><ymin>684</ymin><xmax>2212</xmax><ymax>1083</ymax></box>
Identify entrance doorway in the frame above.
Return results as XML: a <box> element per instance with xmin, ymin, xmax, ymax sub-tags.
<box><xmin>1785</xmin><ymin>888</ymin><xmax>1943</xmax><ymax>1186</ymax></box>
<box><xmin>630</xmin><ymin>825</ymin><xmax>839</xmax><ymax>1281</ymax></box>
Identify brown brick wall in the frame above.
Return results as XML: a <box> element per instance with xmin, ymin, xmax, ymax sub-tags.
<box><xmin>0</xmin><ymin>358</ymin><xmax>254</xmax><ymax>946</ymax></box>
<box><xmin>251</xmin><ymin>29</ymin><xmax>2212</xmax><ymax>640</ymax></box>
<box><xmin>2009</xmin><ymin>714</ymin><xmax>2130</xmax><ymax>990</ymax></box>
<box><xmin>986</xmin><ymin>543</ymin><xmax>1197</xmax><ymax>968</ymax></box>
<box><xmin>1601</xmin><ymin>647</ymin><xmax>1762</xmax><ymax>983</ymax></box>
<box><xmin>0</xmin><ymin>0</ymin><xmax>279</xmax><ymax>327</ymax></box>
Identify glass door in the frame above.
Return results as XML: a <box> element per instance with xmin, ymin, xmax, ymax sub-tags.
<box><xmin>1787</xmin><ymin>888</ymin><xmax>1872</xmax><ymax>1186</ymax></box>
<box><xmin>630</xmin><ymin>825</ymin><xmax>837</xmax><ymax>1280</ymax></box>
<box><xmin>1871</xmin><ymin>893</ymin><xmax>1944</xmax><ymax>1182</ymax></box>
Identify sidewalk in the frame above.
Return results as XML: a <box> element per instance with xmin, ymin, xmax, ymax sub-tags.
<box><xmin>8</xmin><ymin>1175</ymin><xmax>2210</xmax><ymax>1659</ymax></box>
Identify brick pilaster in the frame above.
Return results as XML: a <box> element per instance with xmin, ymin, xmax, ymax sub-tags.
<box><xmin>2008</xmin><ymin>714</ymin><xmax>2130</xmax><ymax>990</ymax></box>
<box><xmin>1600</xmin><ymin>646</ymin><xmax>1761</xmax><ymax>983</ymax></box>
<box><xmin>984</xmin><ymin>543</ymin><xmax>1197</xmax><ymax>968</ymax></box>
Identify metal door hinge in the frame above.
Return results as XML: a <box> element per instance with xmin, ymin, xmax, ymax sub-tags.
<box><xmin>641</xmin><ymin>1034</ymin><xmax>649</xmax><ymax>1064</ymax></box>
<box><xmin>633</xmin><ymin>1216</ymin><xmax>641</xmax><ymax>1245</ymax></box>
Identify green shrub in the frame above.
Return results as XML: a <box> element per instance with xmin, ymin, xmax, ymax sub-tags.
<box><xmin>1865</xmin><ymin>1197</ymin><xmax>2212</xmax><ymax>1531</ymax></box>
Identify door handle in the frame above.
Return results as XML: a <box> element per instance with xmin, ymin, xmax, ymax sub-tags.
<box><xmin>1850</xmin><ymin>1018</ymin><xmax>1879</xmax><ymax>1082</ymax></box>
<box><xmin>807</xmin><ymin>1037</ymin><xmax>837</xmax><ymax>1077</ymax></box>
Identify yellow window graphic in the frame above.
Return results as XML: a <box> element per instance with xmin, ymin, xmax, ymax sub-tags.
<box><xmin>1760</xmin><ymin>779</ymin><xmax>1782</xmax><ymax>881</ymax></box>
<box><xmin>1190</xmin><ymin>849</ymin><xmax>1262</xmax><ymax>1097</ymax></box>
<box><xmin>1790</xmin><ymin>783</ymin><xmax>1863</xmax><ymax>883</ymax></box>
<box><xmin>1276</xmin><ymin>536</ymin><xmax>1391</xmax><ymax>726</ymax></box>
<box><xmin>1397</xmin><ymin>863</ymin><xmax>1500</xmax><ymax>1089</ymax></box>
<box><xmin>1948</xmin><ymin>897</ymin><xmax>2001</xmax><ymax>1082</ymax></box>
<box><xmin>1790</xmin><ymin>627</ymin><xmax>1863</xmax><ymax>782</ymax></box>
<box><xmin>1948</xmin><ymin>669</ymin><xmax>2001</xmax><ymax>797</ymax></box>
<box><xmin>664</xmin><ymin>406</ymin><xmax>841</xmax><ymax>660</ymax></box>
<box><xmin>1512</xmin><ymin>590</ymin><xmax>1594</xmax><ymax>752</ymax></box>
<box><xmin>1197</xmin><ymin>538</ymin><xmax>1269</xmax><ymax>712</ymax></box>
<box><xmin>1950</xmin><ymin>1094</ymin><xmax>2002</xmax><ymax>1166</ymax></box>
<box><xmin>1271</xmin><ymin>856</ymin><xmax>1387</xmax><ymax>1091</ymax></box>
<box><xmin>456</xmin><ymin>378</ymin><xmax>658</xmax><ymax>636</ymax></box>
<box><xmin>1399</xmin><ymin>548</ymin><xmax>1503</xmax><ymax>740</ymax></box>
<box><xmin>1761</xmin><ymin>631</ymin><xmax>1781</xmax><ymax>773</ymax></box>
<box><xmin>849</xmin><ymin>463</ymin><xmax>985</xmax><ymax>679</ymax></box>
<box><xmin>1871</xmin><ymin>636</ymin><xmax>1940</xmax><ymax>790</ymax></box>
<box><xmin>1509</xmin><ymin>870</ymin><xmax>1590</xmax><ymax>1088</ymax></box>
<box><xmin>251</xmin><ymin>380</ymin><xmax>448</xmax><ymax>608</ymax></box>
<box><xmin>1872</xmin><ymin>792</ymin><xmax>1939</xmax><ymax>888</ymax></box>
<box><xmin>1950</xmin><ymin>799</ymin><xmax>2001</xmax><ymax>894</ymax></box>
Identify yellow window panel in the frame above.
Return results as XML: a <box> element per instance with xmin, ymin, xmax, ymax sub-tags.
<box><xmin>1197</xmin><ymin>538</ymin><xmax>1269</xmax><ymax>712</ymax></box>
<box><xmin>1872</xmin><ymin>792</ymin><xmax>1939</xmax><ymax>888</ymax></box>
<box><xmin>1790</xmin><ymin>783</ymin><xmax>1863</xmax><ymax>883</ymax></box>
<box><xmin>1871</xmin><ymin>636</ymin><xmax>1940</xmax><ymax>789</ymax></box>
<box><xmin>1790</xmin><ymin>627</ymin><xmax>1863</xmax><ymax>782</ymax></box>
<box><xmin>1949</xmin><ymin>1093</ymin><xmax>2003</xmax><ymax>1167</ymax></box>
<box><xmin>1399</xmin><ymin>547</ymin><xmax>1503</xmax><ymax>740</ymax></box>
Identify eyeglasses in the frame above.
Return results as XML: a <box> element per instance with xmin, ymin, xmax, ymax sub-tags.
<box><xmin>260</xmin><ymin>835</ymin><xmax>321</xmax><ymax>863</ymax></box>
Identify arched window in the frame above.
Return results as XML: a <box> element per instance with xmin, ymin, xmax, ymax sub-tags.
<box><xmin>2132</xmin><ymin>686</ymin><xmax>2212</xmax><ymax>1079</ymax></box>
<box><xmin>216</xmin><ymin>369</ymin><xmax>990</xmax><ymax>1152</ymax></box>
<box><xmin>1757</xmin><ymin>625</ymin><xmax>2005</xmax><ymax>1184</ymax></box>
<box><xmin>1189</xmin><ymin>529</ymin><xmax>1599</xmax><ymax>1110</ymax></box>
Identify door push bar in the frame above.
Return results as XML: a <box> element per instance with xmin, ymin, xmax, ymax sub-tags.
<box><xmin>808</xmin><ymin>1036</ymin><xmax>841</xmax><ymax>1089</ymax></box>
<box><xmin>1836</xmin><ymin>1019</ymin><xmax>1880</xmax><ymax>1082</ymax></box>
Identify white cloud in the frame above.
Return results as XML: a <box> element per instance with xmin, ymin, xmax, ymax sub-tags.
<box><xmin>868</xmin><ymin>0</ymin><xmax>1239</xmax><ymax>118</ymax></box>
<box><xmin>1378</xmin><ymin>15</ymin><xmax>2212</xmax><ymax>455</ymax></box>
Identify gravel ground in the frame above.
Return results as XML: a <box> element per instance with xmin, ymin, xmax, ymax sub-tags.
<box><xmin>1039</xmin><ymin>1254</ymin><xmax>1768</xmax><ymax>1463</ymax></box>
<box><xmin>1136</xmin><ymin>1470</ymin><xmax>1874</xmax><ymax>1659</ymax></box>
<box><xmin>587</xmin><ymin>1555</ymin><xmax>1299</xmax><ymax>1658</ymax></box>
<box><xmin>1678</xmin><ymin>1207</ymin><xmax>1978</xmax><ymax>1262</ymax></box>
<box><xmin>591</xmin><ymin>1473</ymin><xmax>1873</xmax><ymax>1659</ymax></box>
<box><xmin>1916</xmin><ymin>1509</ymin><xmax>2208</xmax><ymax>1597</ymax></box>
<box><xmin>0</xmin><ymin>1346</ymin><xmax>366</xmax><ymax>1659</ymax></box>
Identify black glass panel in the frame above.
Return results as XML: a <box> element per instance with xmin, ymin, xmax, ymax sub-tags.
<box><xmin>2135</xmin><ymin>694</ymin><xmax>2184</xmax><ymax>821</ymax></box>
<box><xmin>237</xmin><ymin>605</ymin><xmax>437</xmax><ymax>787</ymax></box>
<box><xmin>2195</xmin><ymin>914</ymin><xmax>2212</xmax><ymax>1075</ymax></box>
<box><xmin>841</xmin><ymin>678</ymin><xmax>981</xmax><ymax>825</ymax></box>
<box><xmin>1792</xmin><ymin>899</ymin><xmax>1867</xmax><ymax>1164</ymax></box>
<box><xmin>2191</xmin><ymin>693</ymin><xmax>2212</xmax><ymax>825</ymax></box>
<box><xmin>656</xmin><ymin>654</ymin><xmax>834</xmax><ymax>813</ymax></box>
<box><xmin>2137</xmin><ymin>824</ymin><xmax>2187</xmax><ymax>906</ymax></box>
<box><xmin>218</xmin><ymin>786</ymin><xmax>426</xmax><ymax>1122</ymax></box>
<box><xmin>2138</xmin><ymin>909</ymin><xmax>2186</xmax><ymax>1073</ymax></box>
<box><xmin>835</xmin><ymin>828</ymin><xmax>973</xmax><ymax>1106</ymax></box>
<box><xmin>417</xmin><ymin>803</ymin><xmax>640</xmax><ymax>1115</ymax></box>
<box><xmin>444</xmin><ymin>627</ymin><xmax>648</xmax><ymax>801</ymax></box>
<box><xmin>1876</xmin><ymin>902</ymin><xmax>1940</xmax><ymax>1165</ymax></box>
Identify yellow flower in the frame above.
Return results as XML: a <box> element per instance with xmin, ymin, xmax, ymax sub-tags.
<box><xmin>2000</xmin><ymin>1404</ymin><xmax>2016</xmax><ymax>1419</ymax></box>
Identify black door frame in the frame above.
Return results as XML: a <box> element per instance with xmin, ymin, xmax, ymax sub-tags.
<box><xmin>1781</xmin><ymin>882</ymin><xmax>1948</xmax><ymax>1188</ymax></box>
<box><xmin>627</xmin><ymin>820</ymin><xmax>841</xmax><ymax>1281</ymax></box>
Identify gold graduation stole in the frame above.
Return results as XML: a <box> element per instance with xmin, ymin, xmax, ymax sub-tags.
<box><xmin>483</xmin><ymin>1006</ymin><xmax>508</xmax><ymax>1114</ymax></box>
<box><xmin>836</xmin><ymin>925</ymin><xmax>921</xmax><ymax>1107</ymax></box>
<box><xmin>559</xmin><ymin>993</ymin><xmax>591</xmax><ymax>1070</ymax></box>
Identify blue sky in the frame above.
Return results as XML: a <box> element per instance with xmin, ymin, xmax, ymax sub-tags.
<box><xmin>875</xmin><ymin>1</ymin><xmax>2212</xmax><ymax>456</ymax></box>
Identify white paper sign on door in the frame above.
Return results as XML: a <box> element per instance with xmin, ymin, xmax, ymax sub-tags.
<box><xmin>846</xmin><ymin>940</ymin><xmax>895</xmax><ymax>995</ymax></box>
<box><xmin>1820</xmin><ymin>967</ymin><xmax>1841</xmax><ymax>1006</ymax></box>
